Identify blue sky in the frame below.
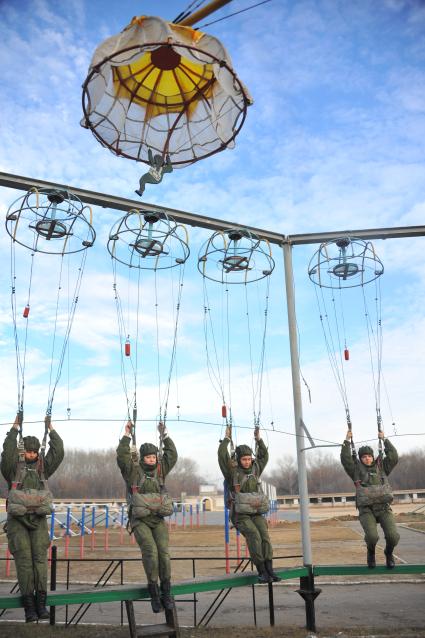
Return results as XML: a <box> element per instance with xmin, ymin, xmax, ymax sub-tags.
<box><xmin>0</xmin><ymin>0</ymin><xmax>425</xmax><ymax>481</ymax></box>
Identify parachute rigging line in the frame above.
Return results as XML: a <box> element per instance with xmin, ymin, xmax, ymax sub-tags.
<box><xmin>308</xmin><ymin>237</ymin><xmax>386</xmax><ymax>454</ymax></box>
<box><xmin>45</xmin><ymin>249</ymin><xmax>89</xmax><ymax>416</ymax></box>
<box><xmin>6</xmin><ymin>187</ymin><xmax>95</xmax><ymax>432</ymax></box>
<box><xmin>108</xmin><ymin>210</ymin><xmax>189</xmax><ymax>449</ymax></box>
<box><xmin>198</xmin><ymin>0</ymin><xmax>273</xmax><ymax>29</ymax></box>
<box><xmin>198</xmin><ymin>227</ymin><xmax>275</xmax><ymax>447</ymax></box>
<box><xmin>244</xmin><ymin>277</ymin><xmax>270</xmax><ymax>427</ymax></box>
<box><xmin>174</xmin><ymin>0</ymin><xmax>210</xmax><ymax>24</ymax></box>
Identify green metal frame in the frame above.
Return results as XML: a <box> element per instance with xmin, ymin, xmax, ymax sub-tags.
<box><xmin>314</xmin><ymin>564</ymin><xmax>425</xmax><ymax>577</ymax></box>
<box><xmin>0</xmin><ymin>566</ymin><xmax>309</xmax><ymax>610</ymax></box>
<box><xmin>1</xmin><ymin>564</ymin><xmax>423</xmax><ymax>611</ymax></box>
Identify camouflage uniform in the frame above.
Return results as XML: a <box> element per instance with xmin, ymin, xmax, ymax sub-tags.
<box><xmin>218</xmin><ymin>437</ymin><xmax>273</xmax><ymax>568</ymax></box>
<box><xmin>0</xmin><ymin>428</ymin><xmax>64</xmax><ymax>595</ymax></box>
<box><xmin>116</xmin><ymin>434</ymin><xmax>177</xmax><ymax>583</ymax></box>
<box><xmin>341</xmin><ymin>438</ymin><xmax>400</xmax><ymax>554</ymax></box>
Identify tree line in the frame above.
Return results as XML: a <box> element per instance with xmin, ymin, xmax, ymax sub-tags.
<box><xmin>0</xmin><ymin>446</ymin><xmax>424</xmax><ymax>499</ymax></box>
<box><xmin>0</xmin><ymin>449</ymin><xmax>206</xmax><ymax>500</ymax></box>
<box><xmin>265</xmin><ymin>448</ymin><xmax>425</xmax><ymax>495</ymax></box>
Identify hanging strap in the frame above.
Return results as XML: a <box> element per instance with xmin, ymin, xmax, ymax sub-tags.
<box><xmin>377</xmin><ymin>410</ymin><xmax>384</xmax><ymax>457</ymax></box>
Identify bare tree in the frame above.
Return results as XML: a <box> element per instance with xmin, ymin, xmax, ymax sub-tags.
<box><xmin>266</xmin><ymin>455</ymin><xmax>299</xmax><ymax>494</ymax></box>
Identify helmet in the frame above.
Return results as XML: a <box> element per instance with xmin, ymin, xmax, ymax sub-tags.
<box><xmin>23</xmin><ymin>436</ymin><xmax>40</xmax><ymax>453</ymax></box>
<box><xmin>139</xmin><ymin>442</ymin><xmax>158</xmax><ymax>459</ymax></box>
<box><xmin>235</xmin><ymin>444</ymin><xmax>253</xmax><ymax>460</ymax></box>
<box><xmin>358</xmin><ymin>445</ymin><xmax>374</xmax><ymax>459</ymax></box>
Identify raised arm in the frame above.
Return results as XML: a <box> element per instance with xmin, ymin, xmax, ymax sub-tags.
<box><xmin>382</xmin><ymin>436</ymin><xmax>398</xmax><ymax>475</ymax></box>
<box><xmin>255</xmin><ymin>438</ymin><xmax>269</xmax><ymax>476</ymax></box>
<box><xmin>340</xmin><ymin>430</ymin><xmax>357</xmax><ymax>481</ymax></box>
<box><xmin>218</xmin><ymin>435</ymin><xmax>233</xmax><ymax>483</ymax></box>
<box><xmin>44</xmin><ymin>425</ymin><xmax>64</xmax><ymax>479</ymax></box>
<box><xmin>161</xmin><ymin>435</ymin><xmax>178</xmax><ymax>478</ymax></box>
<box><xmin>0</xmin><ymin>421</ymin><xmax>19</xmax><ymax>484</ymax></box>
<box><xmin>116</xmin><ymin>423</ymin><xmax>134</xmax><ymax>483</ymax></box>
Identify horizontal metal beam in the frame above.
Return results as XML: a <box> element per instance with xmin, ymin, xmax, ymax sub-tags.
<box><xmin>288</xmin><ymin>226</ymin><xmax>425</xmax><ymax>245</ymax></box>
<box><xmin>1</xmin><ymin>171</ymin><xmax>425</xmax><ymax>246</ymax></box>
<box><xmin>0</xmin><ymin>171</ymin><xmax>285</xmax><ymax>245</ymax></box>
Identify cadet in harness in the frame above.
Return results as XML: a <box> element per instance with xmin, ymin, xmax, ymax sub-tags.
<box><xmin>341</xmin><ymin>429</ymin><xmax>400</xmax><ymax>569</ymax></box>
<box><xmin>117</xmin><ymin>421</ymin><xmax>177</xmax><ymax>613</ymax></box>
<box><xmin>1</xmin><ymin>415</ymin><xmax>64</xmax><ymax>622</ymax></box>
<box><xmin>218</xmin><ymin>425</ymin><xmax>281</xmax><ymax>584</ymax></box>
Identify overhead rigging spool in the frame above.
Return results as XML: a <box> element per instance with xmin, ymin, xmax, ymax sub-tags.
<box><xmin>308</xmin><ymin>237</ymin><xmax>384</xmax><ymax>289</ymax></box>
<box><xmin>108</xmin><ymin>209</ymin><xmax>189</xmax><ymax>269</ymax></box>
<box><xmin>109</xmin><ymin>209</ymin><xmax>189</xmax><ymax>456</ymax></box>
<box><xmin>198</xmin><ymin>227</ymin><xmax>274</xmax><ymax>451</ymax></box>
<box><xmin>308</xmin><ymin>236</ymin><xmax>386</xmax><ymax>455</ymax></box>
<box><xmin>6</xmin><ymin>187</ymin><xmax>95</xmax><ymax>437</ymax></box>
<box><xmin>6</xmin><ymin>188</ymin><xmax>95</xmax><ymax>255</ymax></box>
<box><xmin>81</xmin><ymin>15</ymin><xmax>252</xmax><ymax>170</ymax></box>
<box><xmin>198</xmin><ymin>228</ymin><xmax>275</xmax><ymax>284</ymax></box>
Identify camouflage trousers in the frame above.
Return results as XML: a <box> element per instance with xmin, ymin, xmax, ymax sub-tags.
<box><xmin>133</xmin><ymin>517</ymin><xmax>171</xmax><ymax>583</ymax></box>
<box><xmin>233</xmin><ymin>514</ymin><xmax>273</xmax><ymax>567</ymax></box>
<box><xmin>6</xmin><ymin>515</ymin><xmax>50</xmax><ymax>595</ymax></box>
<box><xmin>359</xmin><ymin>505</ymin><xmax>400</xmax><ymax>551</ymax></box>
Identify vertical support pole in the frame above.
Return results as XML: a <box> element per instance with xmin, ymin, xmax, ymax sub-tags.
<box><xmin>49</xmin><ymin>508</ymin><xmax>55</xmax><ymax>561</ymax></box>
<box><xmin>49</xmin><ymin>544</ymin><xmax>57</xmax><ymax>626</ymax></box>
<box><xmin>196</xmin><ymin>501</ymin><xmax>200</xmax><ymax>528</ymax></box>
<box><xmin>297</xmin><ymin>567</ymin><xmax>321</xmax><ymax>632</ymax></box>
<box><xmin>202</xmin><ymin>500</ymin><xmax>206</xmax><ymax>525</ymax></box>
<box><xmin>268</xmin><ymin>582</ymin><xmax>275</xmax><ymax>626</ymax></box>
<box><xmin>283</xmin><ymin>243</ymin><xmax>313</xmax><ymax>566</ymax></box>
<box><xmin>79</xmin><ymin>505</ymin><xmax>85</xmax><ymax>559</ymax></box>
<box><xmin>236</xmin><ymin>529</ymin><xmax>241</xmax><ymax>562</ymax></box>
<box><xmin>104</xmin><ymin>505</ymin><xmax>109</xmax><ymax>552</ymax></box>
<box><xmin>182</xmin><ymin>503</ymin><xmax>186</xmax><ymax>529</ymax></box>
<box><xmin>5</xmin><ymin>547</ymin><xmax>11</xmax><ymax>577</ymax></box>
<box><xmin>120</xmin><ymin>504</ymin><xmax>125</xmax><ymax>544</ymax></box>
<box><xmin>91</xmin><ymin>505</ymin><xmax>96</xmax><ymax>550</ymax></box>
<box><xmin>65</xmin><ymin>506</ymin><xmax>71</xmax><ymax>559</ymax></box>
<box><xmin>224</xmin><ymin>505</ymin><xmax>230</xmax><ymax>574</ymax></box>
<box><xmin>189</xmin><ymin>504</ymin><xmax>193</xmax><ymax>529</ymax></box>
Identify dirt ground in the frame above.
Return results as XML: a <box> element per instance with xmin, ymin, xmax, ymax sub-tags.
<box><xmin>0</xmin><ymin>623</ymin><xmax>424</xmax><ymax>637</ymax></box>
<box><xmin>1</xmin><ymin>507</ymin><xmax>424</xmax><ymax>636</ymax></box>
<box><xmin>0</xmin><ymin>517</ymin><xmax>382</xmax><ymax>583</ymax></box>
<box><xmin>1</xmin><ymin>509</ymin><xmax>424</xmax><ymax>584</ymax></box>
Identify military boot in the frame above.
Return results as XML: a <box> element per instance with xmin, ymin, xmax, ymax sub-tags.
<box><xmin>256</xmin><ymin>562</ymin><xmax>272</xmax><ymax>584</ymax></box>
<box><xmin>160</xmin><ymin>579</ymin><xmax>175</xmax><ymax>611</ymax></box>
<box><xmin>147</xmin><ymin>583</ymin><xmax>163</xmax><ymax>613</ymax></box>
<box><xmin>367</xmin><ymin>547</ymin><xmax>376</xmax><ymax>568</ymax></box>
<box><xmin>265</xmin><ymin>559</ymin><xmax>282</xmax><ymax>582</ymax></box>
<box><xmin>22</xmin><ymin>594</ymin><xmax>38</xmax><ymax>623</ymax></box>
<box><xmin>36</xmin><ymin>591</ymin><xmax>50</xmax><ymax>620</ymax></box>
<box><xmin>385</xmin><ymin>547</ymin><xmax>395</xmax><ymax>569</ymax></box>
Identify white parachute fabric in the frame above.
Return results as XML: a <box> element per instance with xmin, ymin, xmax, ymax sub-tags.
<box><xmin>81</xmin><ymin>15</ymin><xmax>252</xmax><ymax>167</ymax></box>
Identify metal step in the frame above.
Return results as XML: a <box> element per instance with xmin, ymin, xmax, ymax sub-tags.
<box><xmin>125</xmin><ymin>599</ymin><xmax>180</xmax><ymax>638</ymax></box>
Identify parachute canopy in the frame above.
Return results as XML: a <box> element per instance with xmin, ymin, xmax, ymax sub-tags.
<box><xmin>81</xmin><ymin>15</ymin><xmax>252</xmax><ymax>168</ymax></box>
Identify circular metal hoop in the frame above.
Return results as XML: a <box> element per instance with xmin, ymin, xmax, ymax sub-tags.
<box><xmin>107</xmin><ymin>210</ymin><xmax>190</xmax><ymax>270</ymax></box>
<box><xmin>308</xmin><ymin>237</ymin><xmax>384</xmax><ymax>289</ymax></box>
<box><xmin>5</xmin><ymin>188</ymin><xmax>96</xmax><ymax>255</ymax></box>
<box><xmin>198</xmin><ymin>228</ymin><xmax>275</xmax><ymax>284</ymax></box>
<box><xmin>82</xmin><ymin>41</ymin><xmax>250</xmax><ymax>168</ymax></box>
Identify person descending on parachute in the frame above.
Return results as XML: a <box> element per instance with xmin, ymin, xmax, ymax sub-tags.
<box><xmin>341</xmin><ymin>429</ymin><xmax>400</xmax><ymax>569</ymax></box>
<box><xmin>218</xmin><ymin>425</ymin><xmax>281</xmax><ymax>584</ymax></box>
<box><xmin>117</xmin><ymin>420</ymin><xmax>177</xmax><ymax>613</ymax></box>
<box><xmin>1</xmin><ymin>414</ymin><xmax>64</xmax><ymax>622</ymax></box>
